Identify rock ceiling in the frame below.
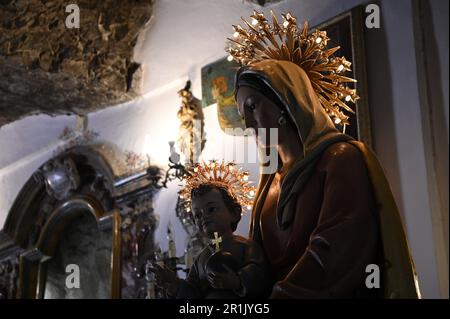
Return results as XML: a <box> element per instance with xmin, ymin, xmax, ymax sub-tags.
<box><xmin>0</xmin><ymin>0</ymin><xmax>153</xmax><ymax>127</ymax></box>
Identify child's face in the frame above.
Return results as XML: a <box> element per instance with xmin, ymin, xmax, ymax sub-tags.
<box><xmin>191</xmin><ymin>188</ymin><xmax>237</xmax><ymax>238</ymax></box>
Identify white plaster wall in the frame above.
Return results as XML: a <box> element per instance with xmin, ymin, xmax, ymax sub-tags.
<box><xmin>379</xmin><ymin>0</ymin><xmax>439</xmax><ymax>298</ymax></box>
<box><xmin>0</xmin><ymin>0</ymin><xmax>447</xmax><ymax>297</ymax></box>
<box><xmin>86</xmin><ymin>75</ymin><xmax>261</xmax><ymax>262</ymax></box>
<box><xmin>0</xmin><ymin>114</ymin><xmax>76</xmax><ymax>226</ymax></box>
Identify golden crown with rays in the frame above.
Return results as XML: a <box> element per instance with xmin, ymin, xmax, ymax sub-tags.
<box><xmin>227</xmin><ymin>10</ymin><xmax>359</xmax><ymax>126</ymax></box>
<box><xmin>179</xmin><ymin>161</ymin><xmax>256</xmax><ymax>212</ymax></box>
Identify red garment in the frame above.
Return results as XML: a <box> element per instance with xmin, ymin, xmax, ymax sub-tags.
<box><xmin>256</xmin><ymin>142</ymin><xmax>379</xmax><ymax>298</ymax></box>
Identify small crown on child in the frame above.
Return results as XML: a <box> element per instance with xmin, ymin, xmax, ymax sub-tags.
<box><xmin>179</xmin><ymin>160</ymin><xmax>256</xmax><ymax>212</ymax></box>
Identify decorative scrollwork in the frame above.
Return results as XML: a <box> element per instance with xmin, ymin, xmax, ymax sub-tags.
<box><xmin>40</xmin><ymin>157</ymin><xmax>80</xmax><ymax>201</ymax></box>
<box><xmin>0</xmin><ymin>256</ymin><xmax>19</xmax><ymax>299</ymax></box>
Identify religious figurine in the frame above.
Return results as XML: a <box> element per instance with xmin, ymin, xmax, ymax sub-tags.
<box><xmin>226</xmin><ymin>10</ymin><xmax>420</xmax><ymax>298</ymax></box>
<box><xmin>176</xmin><ymin>81</ymin><xmax>206</xmax><ymax>164</ymax></box>
<box><xmin>152</xmin><ymin>161</ymin><xmax>270</xmax><ymax>298</ymax></box>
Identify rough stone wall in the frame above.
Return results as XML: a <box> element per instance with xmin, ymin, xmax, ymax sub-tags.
<box><xmin>0</xmin><ymin>0</ymin><xmax>153</xmax><ymax>126</ymax></box>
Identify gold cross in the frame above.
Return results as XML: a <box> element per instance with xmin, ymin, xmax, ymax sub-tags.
<box><xmin>211</xmin><ymin>232</ymin><xmax>222</xmax><ymax>252</ymax></box>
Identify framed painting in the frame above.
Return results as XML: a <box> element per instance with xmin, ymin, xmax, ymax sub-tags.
<box><xmin>201</xmin><ymin>57</ymin><xmax>246</xmax><ymax>134</ymax></box>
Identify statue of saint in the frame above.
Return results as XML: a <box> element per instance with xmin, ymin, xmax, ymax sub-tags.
<box><xmin>228</xmin><ymin>10</ymin><xmax>420</xmax><ymax>298</ymax></box>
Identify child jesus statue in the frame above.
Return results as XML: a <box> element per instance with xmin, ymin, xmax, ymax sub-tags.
<box><xmin>153</xmin><ymin>161</ymin><xmax>269</xmax><ymax>298</ymax></box>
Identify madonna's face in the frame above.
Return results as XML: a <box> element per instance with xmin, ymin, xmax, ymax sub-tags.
<box><xmin>236</xmin><ymin>86</ymin><xmax>282</xmax><ymax>148</ymax></box>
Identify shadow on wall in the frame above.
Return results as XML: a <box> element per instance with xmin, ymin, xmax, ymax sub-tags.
<box><xmin>364</xmin><ymin>0</ymin><xmax>405</xmax><ymax>219</ymax></box>
<box><xmin>420</xmin><ymin>0</ymin><xmax>449</xmax><ymax>243</ymax></box>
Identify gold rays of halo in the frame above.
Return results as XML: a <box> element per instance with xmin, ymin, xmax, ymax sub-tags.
<box><xmin>179</xmin><ymin>160</ymin><xmax>256</xmax><ymax>213</ymax></box>
<box><xmin>226</xmin><ymin>10</ymin><xmax>359</xmax><ymax>126</ymax></box>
